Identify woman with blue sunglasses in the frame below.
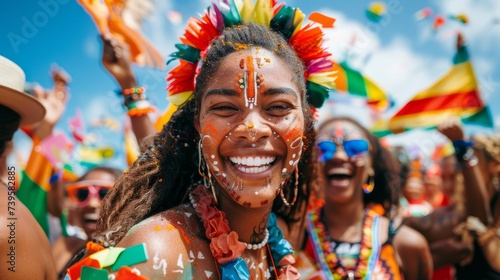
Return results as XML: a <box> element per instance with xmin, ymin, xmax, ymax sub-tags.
<box><xmin>300</xmin><ymin>117</ymin><xmax>433</xmax><ymax>280</ymax></box>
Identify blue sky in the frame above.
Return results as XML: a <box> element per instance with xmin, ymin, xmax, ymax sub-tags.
<box><xmin>2</xmin><ymin>0</ymin><xmax>499</xmax><ymax>172</ymax></box>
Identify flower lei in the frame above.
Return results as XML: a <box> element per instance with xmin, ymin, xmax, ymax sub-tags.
<box><xmin>190</xmin><ymin>184</ymin><xmax>300</xmax><ymax>279</ymax></box>
<box><xmin>166</xmin><ymin>0</ymin><xmax>336</xmax><ymax>109</ymax></box>
<box><xmin>306</xmin><ymin>208</ymin><xmax>380</xmax><ymax>280</ymax></box>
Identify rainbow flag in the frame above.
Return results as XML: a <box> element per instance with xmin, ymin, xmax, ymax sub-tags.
<box><xmin>388</xmin><ymin>39</ymin><xmax>493</xmax><ymax>133</ymax></box>
<box><xmin>332</xmin><ymin>61</ymin><xmax>390</xmax><ymax>112</ymax></box>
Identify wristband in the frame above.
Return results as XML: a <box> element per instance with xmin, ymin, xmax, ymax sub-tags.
<box><xmin>453</xmin><ymin>140</ymin><xmax>474</xmax><ymax>161</ymax></box>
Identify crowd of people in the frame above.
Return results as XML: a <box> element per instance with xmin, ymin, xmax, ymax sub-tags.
<box><xmin>1</xmin><ymin>1</ymin><xmax>499</xmax><ymax>279</ymax></box>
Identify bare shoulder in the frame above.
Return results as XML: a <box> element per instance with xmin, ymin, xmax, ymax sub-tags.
<box><xmin>393</xmin><ymin>225</ymin><xmax>428</xmax><ymax>250</ymax></box>
<box><xmin>113</xmin><ymin>204</ymin><xmax>216</xmax><ymax>279</ymax></box>
<box><xmin>0</xmin><ymin>186</ymin><xmax>57</xmax><ymax>279</ymax></box>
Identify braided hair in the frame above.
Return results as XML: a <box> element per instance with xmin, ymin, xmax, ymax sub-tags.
<box><xmin>95</xmin><ymin>23</ymin><xmax>316</xmax><ymax>246</ymax></box>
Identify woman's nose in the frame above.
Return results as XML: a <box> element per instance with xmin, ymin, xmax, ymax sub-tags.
<box><xmin>331</xmin><ymin>143</ymin><xmax>349</xmax><ymax>160</ymax></box>
<box><xmin>86</xmin><ymin>195</ymin><xmax>101</xmax><ymax>208</ymax></box>
<box><xmin>233</xmin><ymin>113</ymin><xmax>272</xmax><ymax>141</ymax></box>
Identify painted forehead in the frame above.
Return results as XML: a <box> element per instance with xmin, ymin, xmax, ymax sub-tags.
<box><xmin>203</xmin><ymin>47</ymin><xmax>299</xmax><ymax>101</ymax></box>
<box><xmin>318</xmin><ymin>121</ymin><xmax>366</xmax><ymax>141</ymax></box>
<box><xmin>236</xmin><ymin>52</ymin><xmax>267</xmax><ymax>109</ymax></box>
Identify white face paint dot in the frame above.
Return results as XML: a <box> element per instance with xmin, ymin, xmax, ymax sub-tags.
<box><xmin>222</xmin><ymin>173</ymin><xmax>227</xmax><ymax>177</ymax></box>
<box><xmin>211</xmin><ymin>155</ymin><xmax>215</xmax><ymax>159</ymax></box>
<box><xmin>282</xmin><ymin>168</ymin><xmax>287</xmax><ymax>172</ymax></box>
<box><xmin>292</xmin><ymin>154</ymin><xmax>296</xmax><ymax>159</ymax></box>
<box><xmin>214</xmin><ymin>161</ymin><xmax>218</xmax><ymax>165</ymax></box>
<box><xmin>255</xmin><ymin>191</ymin><xmax>259</xmax><ymax>195</ymax></box>
<box><xmin>289</xmin><ymin>160</ymin><xmax>294</xmax><ymax>165</ymax></box>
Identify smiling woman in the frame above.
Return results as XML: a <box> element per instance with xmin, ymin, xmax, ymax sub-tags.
<box><xmin>64</xmin><ymin>0</ymin><xmax>337</xmax><ymax>278</ymax></box>
<box><xmin>301</xmin><ymin>117</ymin><xmax>433</xmax><ymax>280</ymax></box>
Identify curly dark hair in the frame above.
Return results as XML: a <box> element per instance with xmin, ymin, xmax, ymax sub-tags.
<box><xmin>94</xmin><ymin>23</ymin><xmax>316</xmax><ymax>246</ymax></box>
<box><xmin>316</xmin><ymin>116</ymin><xmax>401</xmax><ymax>217</ymax></box>
<box><xmin>0</xmin><ymin>104</ymin><xmax>21</xmax><ymax>155</ymax></box>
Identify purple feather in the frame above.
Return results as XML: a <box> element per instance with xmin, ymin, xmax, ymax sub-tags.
<box><xmin>306</xmin><ymin>58</ymin><xmax>333</xmax><ymax>74</ymax></box>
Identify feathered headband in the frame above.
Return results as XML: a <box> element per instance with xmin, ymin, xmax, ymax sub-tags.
<box><xmin>166</xmin><ymin>0</ymin><xmax>336</xmax><ymax>109</ymax></box>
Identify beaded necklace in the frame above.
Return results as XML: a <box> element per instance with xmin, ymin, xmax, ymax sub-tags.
<box><xmin>306</xmin><ymin>208</ymin><xmax>381</xmax><ymax>280</ymax></box>
<box><xmin>189</xmin><ymin>184</ymin><xmax>298</xmax><ymax>279</ymax></box>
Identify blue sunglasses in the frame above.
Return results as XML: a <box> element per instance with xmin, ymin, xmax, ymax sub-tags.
<box><xmin>318</xmin><ymin>139</ymin><xmax>369</xmax><ymax>161</ymax></box>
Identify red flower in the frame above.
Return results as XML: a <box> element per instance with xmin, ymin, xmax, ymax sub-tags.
<box><xmin>210</xmin><ymin>232</ymin><xmax>246</xmax><ymax>264</ymax></box>
<box><xmin>204</xmin><ymin>211</ymin><xmax>230</xmax><ymax>238</ymax></box>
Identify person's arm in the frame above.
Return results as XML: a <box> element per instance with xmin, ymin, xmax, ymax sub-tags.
<box><xmin>100</xmin><ymin>33</ymin><xmax>156</xmax><ymax>145</ymax></box>
<box><xmin>31</xmin><ymin>67</ymin><xmax>70</xmax><ymax>140</ymax></box>
<box><xmin>429</xmin><ymin>237</ymin><xmax>473</xmax><ymax>269</ymax></box>
<box><xmin>394</xmin><ymin>225</ymin><xmax>433</xmax><ymax>280</ymax></box>
<box><xmin>23</xmin><ymin>67</ymin><xmax>70</xmax><ymax>218</ymax></box>
<box><xmin>437</xmin><ymin>119</ymin><xmax>492</xmax><ymax>225</ymax></box>
<box><xmin>0</xmin><ymin>187</ymin><xmax>57</xmax><ymax>279</ymax></box>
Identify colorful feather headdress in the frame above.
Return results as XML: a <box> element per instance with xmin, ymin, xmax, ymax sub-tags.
<box><xmin>166</xmin><ymin>0</ymin><xmax>337</xmax><ymax>109</ymax></box>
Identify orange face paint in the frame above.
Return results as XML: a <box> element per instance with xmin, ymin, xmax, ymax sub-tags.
<box><xmin>244</xmin><ymin>55</ymin><xmax>257</xmax><ymax>108</ymax></box>
<box><xmin>284</xmin><ymin>126</ymin><xmax>303</xmax><ymax>143</ymax></box>
<box><xmin>334</xmin><ymin>123</ymin><xmax>344</xmax><ymax>139</ymax></box>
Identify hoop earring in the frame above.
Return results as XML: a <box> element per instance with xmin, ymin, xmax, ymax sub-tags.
<box><xmin>198</xmin><ymin>139</ymin><xmax>218</xmax><ymax>205</ymax></box>
<box><xmin>362</xmin><ymin>176</ymin><xmax>374</xmax><ymax>194</ymax></box>
<box><xmin>280</xmin><ymin>168</ymin><xmax>299</xmax><ymax>207</ymax></box>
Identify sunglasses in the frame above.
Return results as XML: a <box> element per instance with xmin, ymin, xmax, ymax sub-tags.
<box><xmin>66</xmin><ymin>180</ymin><xmax>114</xmax><ymax>207</ymax></box>
<box><xmin>317</xmin><ymin>139</ymin><xmax>369</xmax><ymax>162</ymax></box>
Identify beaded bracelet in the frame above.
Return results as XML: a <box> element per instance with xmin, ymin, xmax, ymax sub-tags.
<box><xmin>122</xmin><ymin>87</ymin><xmax>147</xmax><ymax>108</ymax></box>
<box><xmin>120</xmin><ymin>87</ymin><xmax>156</xmax><ymax>116</ymax></box>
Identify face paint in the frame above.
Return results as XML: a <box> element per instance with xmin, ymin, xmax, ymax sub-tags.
<box><xmin>236</xmin><ymin>55</ymin><xmax>266</xmax><ymax>109</ymax></box>
<box><xmin>198</xmin><ymin>48</ymin><xmax>304</xmax><ymax>208</ymax></box>
<box><xmin>153</xmin><ymin>251</ymin><xmax>167</xmax><ymax>276</ymax></box>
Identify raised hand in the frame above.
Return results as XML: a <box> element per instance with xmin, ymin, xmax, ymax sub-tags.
<box><xmin>437</xmin><ymin>117</ymin><xmax>465</xmax><ymax>142</ymax></box>
<box><xmin>101</xmin><ymin>33</ymin><xmax>137</xmax><ymax>89</ymax></box>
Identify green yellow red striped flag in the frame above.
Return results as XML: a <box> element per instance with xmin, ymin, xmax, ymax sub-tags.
<box><xmin>332</xmin><ymin>61</ymin><xmax>390</xmax><ymax>112</ymax></box>
<box><xmin>388</xmin><ymin>36</ymin><xmax>493</xmax><ymax>133</ymax></box>
<box><xmin>16</xmin><ymin>136</ymin><xmax>52</xmax><ymax>236</ymax></box>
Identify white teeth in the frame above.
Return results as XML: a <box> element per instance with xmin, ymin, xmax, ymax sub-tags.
<box><xmin>83</xmin><ymin>214</ymin><xmax>99</xmax><ymax>220</ymax></box>
<box><xmin>228</xmin><ymin>156</ymin><xmax>276</xmax><ymax>174</ymax></box>
<box><xmin>228</xmin><ymin>156</ymin><xmax>276</xmax><ymax>167</ymax></box>
<box><xmin>238</xmin><ymin>165</ymin><xmax>271</xmax><ymax>174</ymax></box>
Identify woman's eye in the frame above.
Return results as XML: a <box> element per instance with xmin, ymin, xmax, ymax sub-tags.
<box><xmin>209</xmin><ymin>105</ymin><xmax>239</xmax><ymax>116</ymax></box>
<box><xmin>266</xmin><ymin>104</ymin><xmax>292</xmax><ymax>115</ymax></box>
<box><xmin>213</xmin><ymin>106</ymin><xmax>237</xmax><ymax>111</ymax></box>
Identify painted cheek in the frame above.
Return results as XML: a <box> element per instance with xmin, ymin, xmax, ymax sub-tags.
<box><xmin>201</xmin><ymin>118</ymin><xmax>221</xmax><ymax>143</ymax></box>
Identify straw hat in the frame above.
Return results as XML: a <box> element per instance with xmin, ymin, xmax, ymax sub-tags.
<box><xmin>0</xmin><ymin>55</ymin><xmax>45</xmax><ymax>126</ymax></box>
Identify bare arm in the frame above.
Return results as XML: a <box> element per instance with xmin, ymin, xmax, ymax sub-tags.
<box><xmin>101</xmin><ymin>33</ymin><xmax>156</xmax><ymax>145</ymax></box>
<box><xmin>429</xmin><ymin>237</ymin><xmax>472</xmax><ymax>269</ymax></box>
<box><xmin>394</xmin><ymin>225</ymin><xmax>433</xmax><ymax>280</ymax></box>
<box><xmin>438</xmin><ymin>119</ymin><xmax>492</xmax><ymax>225</ymax></box>
<box><xmin>0</xmin><ymin>187</ymin><xmax>57</xmax><ymax>279</ymax></box>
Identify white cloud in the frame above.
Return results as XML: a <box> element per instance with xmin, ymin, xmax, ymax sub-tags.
<box><xmin>320</xmin><ymin>9</ymin><xmax>381</xmax><ymax>69</ymax></box>
<box><xmin>436</xmin><ymin>0</ymin><xmax>500</xmax><ymax>50</ymax></box>
<box><xmin>365</xmin><ymin>37</ymin><xmax>450</xmax><ymax>106</ymax></box>
<box><xmin>318</xmin><ymin>10</ymin><xmax>451</xmax><ymax>111</ymax></box>
<box><xmin>142</xmin><ymin>0</ymin><xmax>181</xmax><ymax>58</ymax></box>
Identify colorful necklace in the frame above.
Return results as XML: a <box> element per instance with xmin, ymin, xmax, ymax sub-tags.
<box><xmin>189</xmin><ymin>184</ymin><xmax>299</xmax><ymax>280</ymax></box>
<box><xmin>306</xmin><ymin>208</ymin><xmax>381</xmax><ymax>280</ymax></box>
